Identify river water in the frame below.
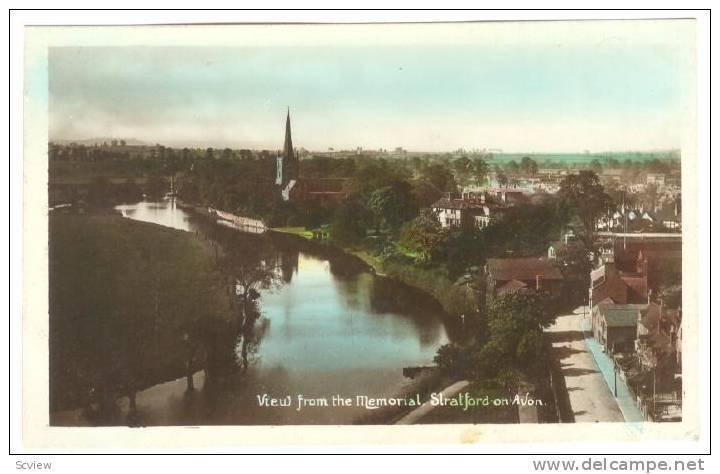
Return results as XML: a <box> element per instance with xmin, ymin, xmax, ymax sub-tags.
<box><xmin>54</xmin><ymin>200</ymin><xmax>456</xmax><ymax>425</ymax></box>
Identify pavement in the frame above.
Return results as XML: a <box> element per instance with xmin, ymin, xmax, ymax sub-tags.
<box><xmin>545</xmin><ymin>307</ymin><xmax>625</xmax><ymax>423</ymax></box>
<box><xmin>583</xmin><ymin>331</ymin><xmax>645</xmax><ymax>423</ymax></box>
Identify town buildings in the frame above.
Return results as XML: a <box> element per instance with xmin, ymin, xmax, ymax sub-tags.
<box><xmin>485</xmin><ymin>257</ymin><xmax>565</xmax><ymax>299</ymax></box>
<box><xmin>592</xmin><ymin>302</ymin><xmax>648</xmax><ymax>353</ymax></box>
<box><xmin>586</xmin><ymin>236</ymin><xmax>682</xmax><ymax>422</ymax></box>
<box><xmin>431</xmin><ymin>192</ymin><xmax>498</xmax><ymax>229</ymax></box>
<box><xmin>588</xmin><ymin>250</ymin><xmax>649</xmax><ymax>310</ymax></box>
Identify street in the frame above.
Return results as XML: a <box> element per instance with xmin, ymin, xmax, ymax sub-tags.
<box><xmin>546</xmin><ymin>307</ymin><xmax>625</xmax><ymax>422</ymax></box>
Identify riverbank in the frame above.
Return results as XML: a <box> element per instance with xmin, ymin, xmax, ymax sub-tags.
<box><xmin>49</xmin><ymin>211</ymin><xmax>225</xmax><ymax>415</ymax></box>
<box><xmin>179</xmin><ymin>202</ymin><xmax>472</xmax><ymax>323</ymax></box>
<box><xmin>178</xmin><ymin>205</ymin><xmax>485</xmax><ymax>424</ymax></box>
<box><xmin>52</xmin><ymin>203</ymin><xmax>464</xmax><ymax>425</ymax></box>
<box><xmin>269</xmin><ymin>227</ymin><xmax>477</xmax><ymax>324</ymax></box>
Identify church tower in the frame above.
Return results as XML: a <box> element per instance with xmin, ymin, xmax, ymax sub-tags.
<box><xmin>275</xmin><ymin>108</ymin><xmax>299</xmax><ymax>187</ymax></box>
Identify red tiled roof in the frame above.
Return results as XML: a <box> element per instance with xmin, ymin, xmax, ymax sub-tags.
<box><xmin>621</xmin><ymin>274</ymin><xmax>648</xmax><ymax>301</ymax></box>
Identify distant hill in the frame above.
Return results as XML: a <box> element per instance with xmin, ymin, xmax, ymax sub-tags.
<box><xmin>50</xmin><ymin>137</ymin><xmax>152</xmax><ymax>146</ymax></box>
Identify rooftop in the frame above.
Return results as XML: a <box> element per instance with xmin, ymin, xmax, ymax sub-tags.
<box><xmin>595</xmin><ymin>303</ymin><xmax>647</xmax><ymax>328</ymax></box>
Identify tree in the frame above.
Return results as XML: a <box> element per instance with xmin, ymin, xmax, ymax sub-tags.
<box><xmin>221</xmin><ymin>148</ymin><xmax>233</xmax><ymax>160</ymax></box>
<box><xmin>331</xmin><ymin>199</ymin><xmax>368</xmax><ymax>244</ymax></box>
<box><xmin>420</xmin><ymin>164</ymin><xmax>457</xmax><ymax>194</ymax></box>
<box><xmin>350</xmin><ymin>160</ymin><xmax>410</xmax><ymax>198</ymax></box>
<box><xmin>520</xmin><ymin>156</ymin><xmax>538</xmax><ymax>176</ymax></box>
<box><xmin>398</xmin><ymin>209</ymin><xmax>447</xmax><ymax>263</ymax></box>
<box><xmin>495</xmin><ymin>166</ymin><xmax>509</xmax><ymax>187</ymax></box>
<box><xmin>589</xmin><ymin>159</ymin><xmax>603</xmax><ymax>173</ymax></box>
<box><xmin>367</xmin><ymin>181</ymin><xmax>416</xmax><ymax>233</ymax></box>
<box><xmin>558</xmin><ymin>171</ymin><xmax>613</xmax><ymax>248</ymax></box>
<box><xmin>434</xmin><ymin>292</ymin><xmax>555</xmax><ymax>381</ymax></box>
<box><xmin>472</xmin><ymin>158</ymin><xmax>490</xmax><ymax>185</ymax></box>
<box><xmin>504</xmin><ymin>160</ymin><xmax>520</xmax><ymax>174</ymax></box>
<box><xmin>219</xmin><ymin>238</ymin><xmax>279</xmax><ymax>324</ymax></box>
<box><xmin>481</xmin><ymin>198</ymin><xmax>569</xmax><ymax>258</ymax></box>
<box><xmin>484</xmin><ymin>292</ymin><xmax>555</xmax><ymax>367</ymax></box>
<box><xmin>411</xmin><ymin>179</ymin><xmax>444</xmax><ymax>208</ymax></box>
<box><xmin>555</xmin><ymin>242</ymin><xmax>593</xmax><ymax>309</ymax></box>
<box><xmin>452</xmin><ymin>156</ymin><xmax>472</xmax><ymax>186</ymax></box>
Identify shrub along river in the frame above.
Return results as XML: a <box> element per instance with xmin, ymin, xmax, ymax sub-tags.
<box><xmin>51</xmin><ymin>200</ymin><xmax>461</xmax><ymax>425</ymax></box>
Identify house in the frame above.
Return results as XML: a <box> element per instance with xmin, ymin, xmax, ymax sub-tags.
<box><xmin>610</xmin><ymin>238</ymin><xmax>681</xmax><ymax>273</ymax></box>
<box><xmin>484</xmin><ymin>187</ymin><xmax>526</xmax><ymax>205</ymax></box>
<box><xmin>646</xmin><ymin>173</ymin><xmax>666</xmax><ymax>186</ymax></box>
<box><xmin>485</xmin><ymin>257</ymin><xmax>564</xmax><ymax>299</ymax></box>
<box><xmin>599</xmin><ymin>205</ymin><xmax>661</xmax><ymax>232</ymax></box>
<box><xmin>431</xmin><ymin>193</ymin><xmax>500</xmax><ymax>229</ymax></box>
<box><xmin>547</xmin><ymin>231</ymin><xmax>582</xmax><ymax>260</ymax></box>
<box><xmin>635</xmin><ymin>302</ymin><xmax>681</xmax><ymax>371</ymax></box>
<box><xmin>600</xmin><ymin>168</ymin><xmax>625</xmax><ymax>183</ymax></box>
<box><xmin>589</xmin><ymin>251</ymin><xmax>648</xmax><ymax>309</ymax></box>
<box><xmin>592</xmin><ymin>303</ymin><xmax>647</xmax><ymax>353</ymax></box>
<box><xmin>654</xmin><ymin>201</ymin><xmax>682</xmax><ymax>230</ymax></box>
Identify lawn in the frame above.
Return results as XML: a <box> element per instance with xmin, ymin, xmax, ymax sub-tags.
<box><xmin>271</xmin><ymin>226</ymin><xmax>315</xmax><ymax>239</ymax></box>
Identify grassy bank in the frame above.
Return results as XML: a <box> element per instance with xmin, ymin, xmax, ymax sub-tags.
<box><xmin>49</xmin><ymin>213</ymin><xmax>227</xmax><ymax>412</ymax></box>
<box><xmin>351</xmin><ymin>250</ymin><xmax>477</xmax><ymax>319</ymax></box>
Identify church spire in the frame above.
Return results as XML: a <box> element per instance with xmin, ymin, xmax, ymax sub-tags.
<box><xmin>283</xmin><ymin>107</ymin><xmax>293</xmax><ymax>159</ymax></box>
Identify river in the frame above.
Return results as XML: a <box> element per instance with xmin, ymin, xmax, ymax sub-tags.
<box><xmin>53</xmin><ymin>200</ymin><xmax>457</xmax><ymax>426</ymax></box>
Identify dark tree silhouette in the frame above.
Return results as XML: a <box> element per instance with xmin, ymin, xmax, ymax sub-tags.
<box><xmin>558</xmin><ymin>171</ymin><xmax>613</xmax><ymax>248</ymax></box>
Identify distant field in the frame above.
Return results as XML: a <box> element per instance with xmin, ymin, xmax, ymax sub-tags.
<box><xmin>491</xmin><ymin>151</ymin><xmax>679</xmax><ymax>164</ymax></box>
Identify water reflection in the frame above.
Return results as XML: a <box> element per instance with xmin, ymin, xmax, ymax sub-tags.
<box><xmin>54</xmin><ymin>200</ymin><xmax>455</xmax><ymax>425</ymax></box>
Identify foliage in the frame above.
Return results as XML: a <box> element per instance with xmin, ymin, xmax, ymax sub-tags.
<box><xmin>398</xmin><ymin>209</ymin><xmax>447</xmax><ymax>263</ymax></box>
<box><xmin>557</xmin><ymin>171</ymin><xmax>613</xmax><ymax>247</ymax></box>
<box><xmin>366</xmin><ymin>181</ymin><xmax>417</xmax><ymax>233</ymax></box>
<box><xmin>49</xmin><ymin>214</ymin><xmax>225</xmax><ymax>411</ymax></box>
<box><xmin>520</xmin><ymin>156</ymin><xmax>539</xmax><ymax>175</ymax></box>
<box><xmin>472</xmin><ymin>158</ymin><xmax>490</xmax><ymax>185</ymax></box>
<box><xmin>494</xmin><ymin>165</ymin><xmax>509</xmax><ymax>187</ymax></box>
<box><xmin>435</xmin><ymin>292</ymin><xmax>555</xmax><ymax>381</ymax></box>
<box><xmin>330</xmin><ymin>199</ymin><xmax>369</xmax><ymax>244</ymax></box>
<box><xmin>419</xmin><ymin>163</ymin><xmax>458</xmax><ymax>194</ymax></box>
<box><xmin>554</xmin><ymin>242</ymin><xmax>593</xmax><ymax>309</ymax></box>
<box><xmin>481</xmin><ymin>197</ymin><xmax>569</xmax><ymax>258</ymax></box>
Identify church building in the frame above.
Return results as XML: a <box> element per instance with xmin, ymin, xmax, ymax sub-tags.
<box><xmin>275</xmin><ymin>109</ymin><xmax>300</xmax><ymax>200</ymax></box>
<box><xmin>274</xmin><ymin>109</ymin><xmax>349</xmax><ymax>204</ymax></box>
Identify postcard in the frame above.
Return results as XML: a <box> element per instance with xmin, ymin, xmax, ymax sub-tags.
<box><xmin>21</xmin><ymin>18</ymin><xmax>701</xmax><ymax>448</ymax></box>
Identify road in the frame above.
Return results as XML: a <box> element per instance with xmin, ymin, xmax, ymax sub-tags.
<box><xmin>546</xmin><ymin>307</ymin><xmax>625</xmax><ymax>422</ymax></box>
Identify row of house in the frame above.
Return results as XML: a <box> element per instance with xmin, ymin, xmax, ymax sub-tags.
<box><xmin>587</xmin><ymin>239</ymin><xmax>682</xmax><ymax>422</ymax></box>
<box><xmin>430</xmin><ymin>189</ymin><xmax>527</xmax><ymax>230</ymax></box>
<box><xmin>597</xmin><ymin>201</ymin><xmax>681</xmax><ymax>232</ymax></box>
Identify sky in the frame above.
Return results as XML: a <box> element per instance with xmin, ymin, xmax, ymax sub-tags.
<box><xmin>46</xmin><ymin>24</ymin><xmax>693</xmax><ymax>153</ymax></box>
